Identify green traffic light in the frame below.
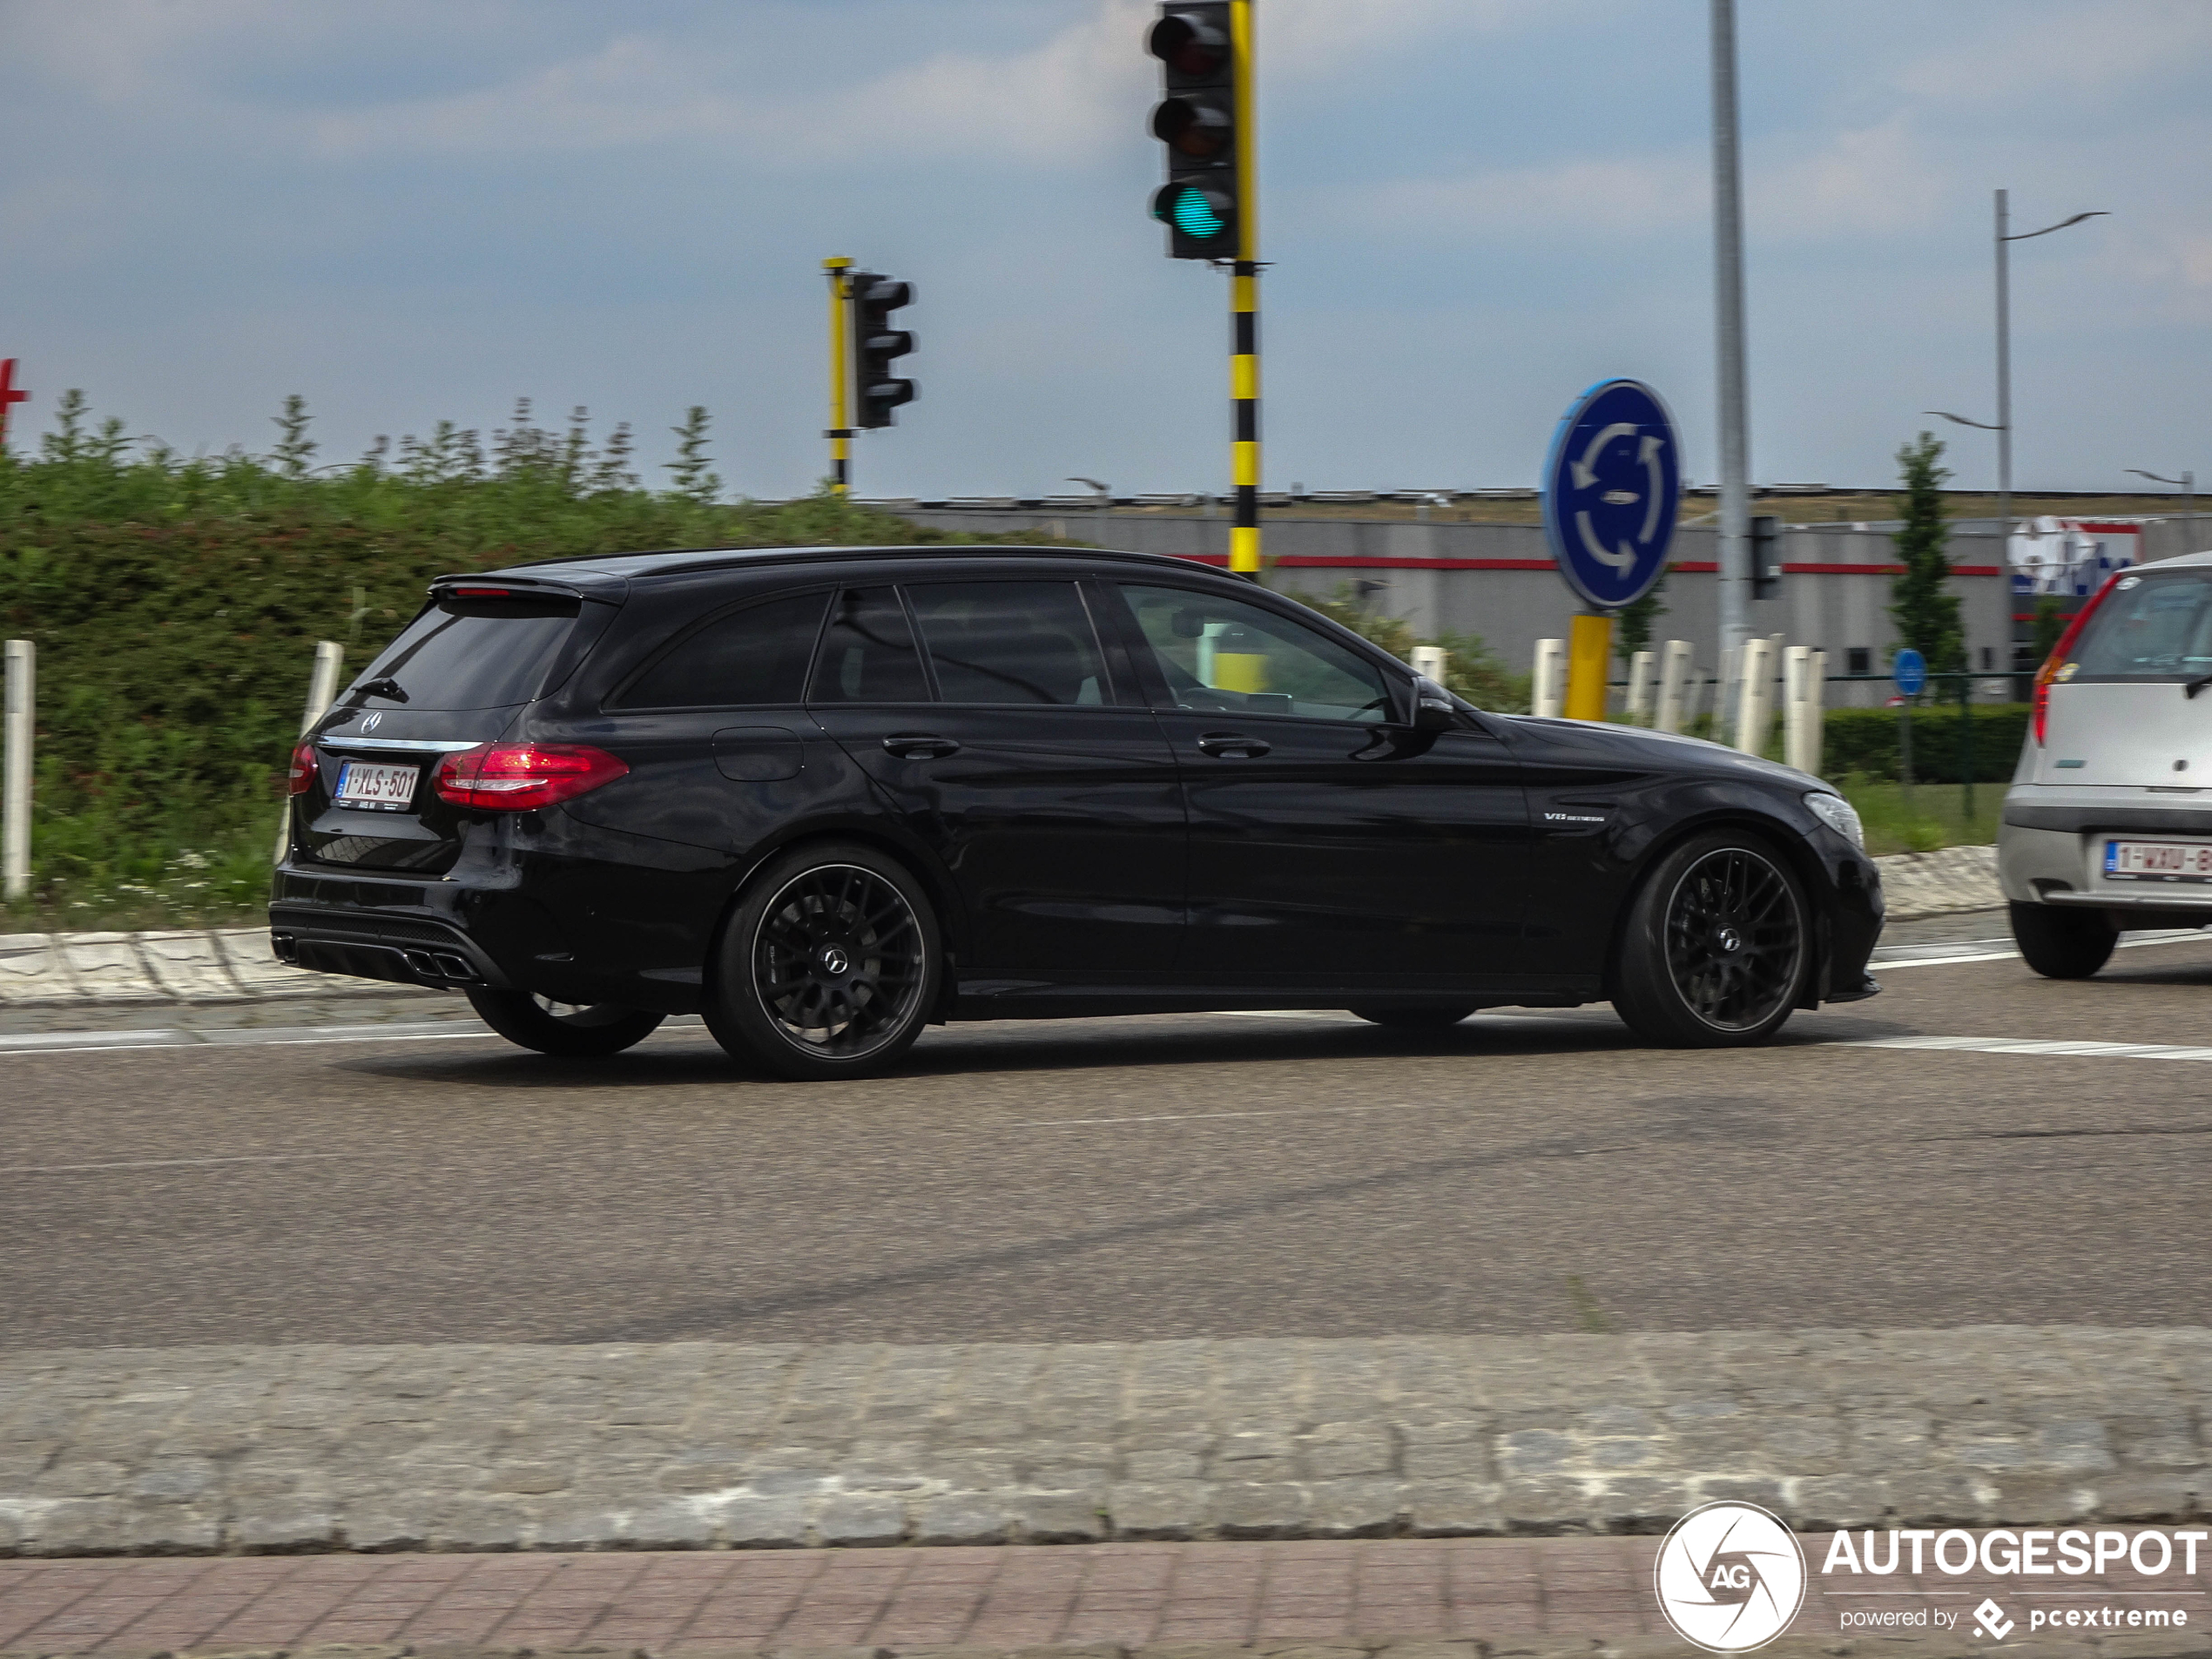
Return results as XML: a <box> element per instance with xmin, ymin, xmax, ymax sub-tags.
<box><xmin>1166</xmin><ymin>185</ymin><xmax>1225</xmax><ymax>239</ymax></box>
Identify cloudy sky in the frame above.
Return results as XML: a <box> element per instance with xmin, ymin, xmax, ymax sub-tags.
<box><xmin>2</xmin><ymin>0</ymin><xmax>2207</xmax><ymax>500</ymax></box>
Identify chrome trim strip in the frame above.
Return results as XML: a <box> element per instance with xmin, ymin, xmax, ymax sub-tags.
<box><xmin>319</xmin><ymin>738</ymin><xmax>484</xmax><ymax>752</ymax></box>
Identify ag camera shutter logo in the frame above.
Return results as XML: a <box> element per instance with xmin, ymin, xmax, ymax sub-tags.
<box><xmin>1654</xmin><ymin>1501</ymin><xmax>1807</xmax><ymax>1652</ymax></box>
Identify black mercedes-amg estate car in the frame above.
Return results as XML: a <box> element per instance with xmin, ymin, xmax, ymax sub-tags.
<box><xmin>272</xmin><ymin>544</ymin><xmax>1882</xmax><ymax>1077</ymax></box>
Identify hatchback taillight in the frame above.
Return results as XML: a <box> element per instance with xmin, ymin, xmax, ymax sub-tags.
<box><xmin>434</xmin><ymin>743</ymin><xmax>629</xmax><ymax>811</ymax></box>
<box><xmin>287</xmin><ymin>743</ymin><xmax>319</xmax><ymax>795</ymax></box>
<box><xmin>2031</xmin><ymin>569</ymin><xmax>2124</xmax><ymax>745</ymax></box>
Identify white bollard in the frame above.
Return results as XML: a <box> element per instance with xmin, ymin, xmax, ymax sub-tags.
<box><xmin>274</xmin><ymin>642</ymin><xmax>346</xmax><ymax>864</ymax></box>
<box><xmin>1624</xmin><ymin>650</ymin><xmax>1655</xmax><ymax>725</ymax></box>
<box><xmin>1409</xmin><ymin>644</ymin><xmax>1448</xmax><ymax>685</ymax></box>
<box><xmin>3</xmin><ymin>639</ymin><xmax>31</xmax><ymax>903</ymax></box>
<box><xmin>1783</xmin><ymin>646</ymin><xmax>1817</xmax><ymax>773</ymax></box>
<box><xmin>1531</xmin><ymin>638</ymin><xmax>1566</xmax><ymax>717</ymax></box>
<box><xmin>1735</xmin><ymin>637</ymin><xmax>1775</xmax><ymax>755</ymax></box>
<box><xmin>1654</xmin><ymin>639</ymin><xmax>1692</xmax><ymax>733</ymax></box>
<box><xmin>1808</xmin><ymin>650</ymin><xmax>1827</xmax><ymax>775</ymax></box>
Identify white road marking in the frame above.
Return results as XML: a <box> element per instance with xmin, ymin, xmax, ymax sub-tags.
<box><xmin>3</xmin><ymin>1151</ymin><xmax>352</xmax><ymax>1177</ymax></box>
<box><xmin>1844</xmin><ymin>1035</ymin><xmax>2212</xmax><ymax>1062</ymax></box>
<box><xmin>1874</xmin><ymin>927</ymin><xmax>2209</xmax><ymax>970</ymax></box>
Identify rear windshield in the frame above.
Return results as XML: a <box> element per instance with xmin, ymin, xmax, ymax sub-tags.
<box><xmin>2068</xmin><ymin>570</ymin><xmax>2212</xmax><ymax>681</ymax></box>
<box><xmin>351</xmin><ymin>606</ymin><xmax>578</xmax><ymax>710</ymax></box>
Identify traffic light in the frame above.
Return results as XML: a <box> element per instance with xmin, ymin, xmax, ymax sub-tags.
<box><xmin>849</xmin><ymin>272</ymin><xmax>916</xmax><ymax>428</ymax></box>
<box><xmin>1147</xmin><ymin>3</ymin><xmax>1238</xmax><ymax>260</ymax></box>
<box><xmin>1751</xmin><ymin>514</ymin><xmax>1782</xmax><ymax>599</ymax></box>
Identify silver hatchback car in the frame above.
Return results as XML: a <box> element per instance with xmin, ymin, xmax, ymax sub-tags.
<box><xmin>2000</xmin><ymin>549</ymin><xmax>2212</xmax><ymax>975</ymax></box>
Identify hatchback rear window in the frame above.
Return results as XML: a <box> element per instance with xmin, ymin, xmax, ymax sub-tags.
<box><xmin>2068</xmin><ymin>570</ymin><xmax>2212</xmax><ymax>680</ymax></box>
<box><xmin>354</xmin><ymin>605</ymin><xmax>579</xmax><ymax>711</ymax></box>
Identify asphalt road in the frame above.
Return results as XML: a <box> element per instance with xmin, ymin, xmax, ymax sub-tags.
<box><xmin>7</xmin><ymin>927</ymin><xmax>2212</xmax><ymax>1352</ymax></box>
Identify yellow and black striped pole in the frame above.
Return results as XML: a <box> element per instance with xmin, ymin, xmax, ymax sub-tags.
<box><xmin>1227</xmin><ymin>0</ymin><xmax>1260</xmax><ymax>578</ymax></box>
<box><xmin>823</xmin><ymin>256</ymin><xmax>853</xmax><ymax>496</ymax></box>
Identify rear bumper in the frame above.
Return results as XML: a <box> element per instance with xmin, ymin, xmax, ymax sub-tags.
<box><xmin>269</xmin><ymin>902</ymin><xmax>510</xmax><ymax>990</ymax></box>
<box><xmin>2000</xmin><ymin>805</ymin><xmax>2212</xmax><ymax>924</ymax></box>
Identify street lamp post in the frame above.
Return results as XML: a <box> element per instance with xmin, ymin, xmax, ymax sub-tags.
<box><xmin>1710</xmin><ymin>0</ymin><xmax>1753</xmax><ymax>719</ymax></box>
<box><xmin>1929</xmin><ymin>191</ymin><xmax>2107</xmax><ymax>555</ymax></box>
<box><xmin>2127</xmin><ymin>469</ymin><xmax>2197</xmax><ymax>556</ymax></box>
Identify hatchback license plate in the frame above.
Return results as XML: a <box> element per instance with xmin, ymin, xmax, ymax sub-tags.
<box><xmin>2104</xmin><ymin>839</ymin><xmax>2212</xmax><ymax>883</ymax></box>
<box><xmin>334</xmin><ymin>760</ymin><xmax>421</xmax><ymax>812</ymax></box>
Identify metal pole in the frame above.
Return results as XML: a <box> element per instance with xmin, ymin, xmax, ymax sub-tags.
<box><xmin>3</xmin><ymin>640</ymin><xmax>31</xmax><ymax>903</ymax></box>
<box><xmin>1995</xmin><ymin>189</ymin><xmax>2012</xmax><ymax>559</ymax></box>
<box><xmin>1959</xmin><ymin>671</ymin><xmax>1975</xmax><ymax>823</ymax></box>
<box><xmin>1227</xmin><ymin>0</ymin><xmax>1261</xmax><ymax>580</ymax></box>
<box><xmin>823</xmin><ymin>257</ymin><xmax>853</xmax><ymax>497</ymax></box>
<box><xmin>1710</xmin><ymin>0</ymin><xmax>1752</xmax><ymax>714</ymax></box>
<box><xmin>2188</xmin><ymin>469</ymin><xmax>2199</xmax><ymax>554</ymax></box>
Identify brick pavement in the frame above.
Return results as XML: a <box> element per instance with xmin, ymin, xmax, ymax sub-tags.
<box><xmin>4</xmin><ymin>1331</ymin><xmax>2211</xmax><ymax>1556</ymax></box>
<box><xmin>3</xmin><ymin>1533</ymin><xmax>2211</xmax><ymax>1657</ymax></box>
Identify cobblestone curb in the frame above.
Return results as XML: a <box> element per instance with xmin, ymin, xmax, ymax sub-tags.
<box><xmin>4</xmin><ymin>1328</ymin><xmax>2209</xmax><ymax>1558</ymax></box>
<box><xmin>0</xmin><ymin>931</ymin><xmax>332</xmax><ymax>1008</ymax></box>
<box><xmin>1877</xmin><ymin>846</ymin><xmax>2001</xmax><ymax>921</ymax></box>
<box><xmin>2</xmin><ymin>1637</ymin><xmax>2208</xmax><ymax>1659</ymax></box>
<box><xmin>3</xmin><ymin>846</ymin><xmax>2000</xmax><ymax>1009</ymax></box>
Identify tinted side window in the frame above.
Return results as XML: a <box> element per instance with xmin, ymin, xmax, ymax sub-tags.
<box><xmin>1120</xmin><ymin>584</ymin><xmax>1392</xmax><ymax>722</ymax></box>
<box><xmin>808</xmin><ymin>587</ymin><xmax>933</xmax><ymax>704</ymax></box>
<box><xmin>612</xmin><ymin>591</ymin><xmax>828</xmax><ymax>710</ymax></box>
<box><xmin>909</xmin><ymin>582</ymin><xmax>1109</xmax><ymax>705</ymax></box>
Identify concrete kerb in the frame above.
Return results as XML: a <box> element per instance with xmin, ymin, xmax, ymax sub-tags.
<box><xmin>3</xmin><ymin>1328</ymin><xmax>2210</xmax><ymax>1559</ymax></box>
<box><xmin>0</xmin><ymin>849</ymin><xmax>2002</xmax><ymax>1011</ymax></box>
<box><xmin>0</xmin><ymin>929</ymin><xmax>311</xmax><ymax>1008</ymax></box>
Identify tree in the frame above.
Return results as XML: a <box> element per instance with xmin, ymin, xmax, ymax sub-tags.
<box><xmin>665</xmin><ymin>406</ymin><xmax>722</xmax><ymax>504</ymax></box>
<box><xmin>1887</xmin><ymin>430</ymin><xmax>1964</xmax><ymax>675</ymax></box>
<box><xmin>1615</xmin><ymin>566</ymin><xmax>1670</xmax><ymax>661</ymax></box>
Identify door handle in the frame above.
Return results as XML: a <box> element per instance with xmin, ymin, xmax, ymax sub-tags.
<box><xmin>881</xmin><ymin>733</ymin><xmax>961</xmax><ymax>759</ymax></box>
<box><xmin>1197</xmin><ymin>732</ymin><xmax>1271</xmax><ymax>759</ymax></box>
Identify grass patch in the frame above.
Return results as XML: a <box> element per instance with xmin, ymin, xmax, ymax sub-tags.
<box><xmin>1835</xmin><ymin>776</ymin><xmax>2000</xmax><ymax>856</ymax></box>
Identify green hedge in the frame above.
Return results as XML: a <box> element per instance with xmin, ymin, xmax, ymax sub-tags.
<box><xmin>0</xmin><ymin>395</ymin><xmax>1063</xmax><ymax>925</ymax></box>
<box><xmin>1822</xmin><ymin>704</ymin><xmax>2028</xmax><ymax>784</ymax></box>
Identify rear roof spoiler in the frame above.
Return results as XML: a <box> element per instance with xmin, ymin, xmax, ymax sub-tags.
<box><xmin>428</xmin><ymin>570</ymin><xmax>628</xmax><ymax>608</ymax></box>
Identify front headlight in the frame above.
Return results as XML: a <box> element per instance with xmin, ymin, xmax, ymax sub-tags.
<box><xmin>1804</xmin><ymin>790</ymin><xmax>1864</xmax><ymax>849</ymax></box>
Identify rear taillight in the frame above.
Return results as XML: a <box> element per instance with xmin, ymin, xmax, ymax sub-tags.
<box><xmin>434</xmin><ymin>743</ymin><xmax>630</xmax><ymax>811</ymax></box>
<box><xmin>287</xmin><ymin>743</ymin><xmax>318</xmax><ymax>795</ymax></box>
<box><xmin>2031</xmin><ymin>569</ymin><xmax>2125</xmax><ymax>745</ymax></box>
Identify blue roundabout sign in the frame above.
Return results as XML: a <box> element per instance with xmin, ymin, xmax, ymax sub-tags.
<box><xmin>1541</xmin><ymin>379</ymin><xmax>1682</xmax><ymax>610</ymax></box>
<box><xmin>1892</xmin><ymin>647</ymin><xmax>1927</xmax><ymax>698</ymax></box>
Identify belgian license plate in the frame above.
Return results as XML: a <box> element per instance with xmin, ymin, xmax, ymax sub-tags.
<box><xmin>2104</xmin><ymin>839</ymin><xmax>2212</xmax><ymax>883</ymax></box>
<box><xmin>334</xmin><ymin>759</ymin><xmax>420</xmax><ymax>812</ymax></box>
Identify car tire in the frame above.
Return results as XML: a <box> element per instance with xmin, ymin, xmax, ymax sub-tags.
<box><xmin>1610</xmin><ymin>829</ymin><xmax>1811</xmax><ymax>1048</ymax></box>
<box><xmin>1348</xmin><ymin>1004</ymin><xmax>1480</xmax><ymax>1029</ymax></box>
<box><xmin>2009</xmin><ymin>901</ymin><xmax>2116</xmax><ymax>979</ymax></box>
<box><xmin>705</xmin><ymin>842</ymin><xmax>942</xmax><ymax>1082</ymax></box>
<box><xmin>464</xmin><ymin>988</ymin><xmax>666</xmax><ymax>1057</ymax></box>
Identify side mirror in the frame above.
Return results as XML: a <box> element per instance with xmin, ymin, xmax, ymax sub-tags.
<box><xmin>1411</xmin><ymin>675</ymin><xmax>1456</xmax><ymax>732</ymax></box>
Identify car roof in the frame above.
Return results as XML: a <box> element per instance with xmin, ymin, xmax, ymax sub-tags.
<box><xmin>492</xmin><ymin>543</ymin><xmax>1212</xmax><ymax>583</ymax></box>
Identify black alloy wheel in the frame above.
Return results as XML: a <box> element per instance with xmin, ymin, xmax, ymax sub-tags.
<box><xmin>2009</xmin><ymin>901</ymin><xmax>2117</xmax><ymax>979</ymax></box>
<box><xmin>1611</xmin><ymin>831</ymin><xmax>1809</xmax><ymax>1046</ymax></box>
<box><xmin>707</xmin><ymin>843</ymin><xmax>941</xmax><ymax>1081</ymax></box>
<box><xmin>1349</xmin><ymin>1003</ymin><xmax>1480</xmax><ymax>1030</ymax></box>
<box><xmin>465</xmin><ymin>987</ymin><xmax>666</xmax><ymax>1057</ymax></box>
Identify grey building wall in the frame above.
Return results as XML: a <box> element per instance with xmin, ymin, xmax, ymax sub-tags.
<box><xmin>902</xmin><ymin>509</ymin><xmax>2036</xmax><ymax>706</ymax></box>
